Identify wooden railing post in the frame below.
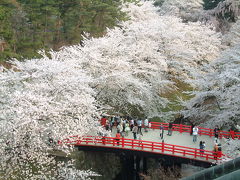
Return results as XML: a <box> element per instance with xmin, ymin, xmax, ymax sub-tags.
<box><xmin>194</xmin><ymin>149</ymin><xmax>197</xmax><ymax>158</ymax></box>
<box><xmin>172</xmin><ymin>145</ymin><xmax>174</xmax><ymax>154</ymax></box>
<box><xmin>102</xmin><ymin>137</ymin><xmax>106</xmax><ymax>145</ymax></box>
<box><xmin>180</xmin><ymin>124</ymin><xmax>182</xmax><ymax>133</ymax></box>
<box><xmin>232</xmin><ymin>131</ymin><xmax>235</xmax><ymax>140</ymax></box>
<box><xmin>122</xmin><ymin>137</ymin><xmax>124</xmax><ymax>147</ymax></box>
<box><xmin>132</xmin><ymin>140</ymin><xmax>134</xmax><ymax>148</ymax></box>
<box><xmin>152</xmin><ymin>142</ymin><xmax>154</xmax><ymax>151</ymax></box>
<box><xmin>210</xmin><ymin>129</ymin><xmax>213</xmax><ymax>137</ymax></box>
<box><xmin>162</xmin><ymin>141</ymin><xmax>164</xmax><ymax>153</ymax></box>
<box><xmin>217</xmin><ymin>150</ymin><xmax>222</xmax><ymax>161</ymax></box>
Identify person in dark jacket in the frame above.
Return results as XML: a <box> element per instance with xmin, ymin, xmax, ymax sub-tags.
<box><xmin>199</xmin><ymin>141</ymin><xmax>204</xmax><ymax>157</ymax></box>
<box><xmin>190</xmin><ymin>124</ymin><xmax>194</xmax><ymax>135</ymax></box>
<box><xmin>214</xmin><ymin>125</ymin><xmax>220</xmax><ymax>141</ymax></box>
<box><xmin>160</xmin><ymin>124</ymin><xmax>164</xmax><ymax>139</ymax></box>
<box><xmin>167</xmin><ymin>122</ymin><xmax>173</xmax><ymax>136</ymax></box>
<box><xmin>132</xmin><ymin>124</ymin><xmax>138</xmax><ymax>140</ymax></box>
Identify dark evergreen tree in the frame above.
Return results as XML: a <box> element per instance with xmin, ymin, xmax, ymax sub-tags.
<box><xmin>0</xmin><ymin>0</ymin><xmax>134</xmax><ymax>61</ymax></box>
<box><xmin>203</xmin><ymin>0</ymin><xmax>224</xmax><ymax>10</ymax></box>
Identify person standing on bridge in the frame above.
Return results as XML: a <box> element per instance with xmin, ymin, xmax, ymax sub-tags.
<box><xmin>167</xmin><ymin>122</ymin><xmax>173</xmax><ymax>136</ymax></box>
<box><xmin>192</xmin><ymin>126</ymin><xmax>199</xmax><ymax>143</ymax></box>
<box><xmin>214</xmin><ymin>125</ymin><xmax>220</xmax><ymax>141</ymax></box>
<box><xmin>132</xmin><ymin>124</ymin><xmax>138</xmax><ymax>140</ymax></box>
<box><xmin>199</xmin><ymin>141</ymin><xmax>204</xmax><ymax>157</ymax></box>
<box><xmin>190</xmin><ymin>124</ymin><xmax>194</xmax><ymax>135</ymax></box>
<box><xmin>110</xmin><ymin>118</ymin><xmax>114</xmax><ymax>132</ymax></box>
<box><xmin>213</xmin><ymin>143</ymin><xmax>218</xmax><ymax>161</ymax></box>
<box><xmin>130</xmin><ymin>119</ymin><xmax>134</xmax><ymax>131</ymax></box>
<box><xmin>125</xmin><ymin>122</ymin><xmax>130</xmax><ymax>136</ymax></box>
<box><xmin>160</xmin><ymin>124</ymin><xmax>164</xmax><ymax>139</ymax></box>
<box><xmin>115</xmin><ymin>131</ymin><xmax>121</xmax><ymax>146</ymax></box>
<box><xmin>117</xmin><ymin>123</ymin><xmax>123</xmax><ymax>136</ymax></box>
<box><xmin>100</xmin><ymin>116</ymin><xmax>107</xmax><ymax>127</ymax></box>
<box><xmin>137</xmin><ymin>119</ymin><xmax>142</xmax><ymax>134</ymax></box>
<box><xmin>144</xmin><ymin>118</ymin><xmax>149</xmax><ymax>132</ymax></box>
<box><xmin>217</xmin><ymin>144</ymin><xmax>222</xmax><ymax>163</ymax></box>
<box><xmin>122</xmin><ymin>118</ymin><xmax>126</xmax><ymax>133</ymax></box>
<box><xmin>105</xmin><ymin>120</ymin><xmax>110</xmax><ymax>131</ymax></box>
<box><xmin>203</xmin><ymin>141</ymin><xmax>206</xmax><ymax>150</ymax></box>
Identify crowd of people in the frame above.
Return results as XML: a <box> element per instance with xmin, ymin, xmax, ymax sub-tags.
<box><xmin>100</xmin><ymin>116</ymin><xmax>150</xmax><ymax>141</ymax></box>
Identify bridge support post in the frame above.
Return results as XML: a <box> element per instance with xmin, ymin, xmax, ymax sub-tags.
<box><xmin>121</xmin><ymin>153</ymin><xmax>135</xmax><ymax>180</ymax></box>
<box><xmin>135</xmin><ymin>155</ymin><xmax>141</xmax><ymax>172</ymax></box>
<box><xmin>134</xmin><ymin>155</ymin><xmax>148</xmax><ymax>175</ymax></box>
<box><xmin>129</xmin><ymin>155</ymin><xmax>135</xmax><ymax>179</ymax></box>
<box><xmin>143</xmin><ymin>157</ymin><xmax>147</xmax><ymax>174</ymax></box>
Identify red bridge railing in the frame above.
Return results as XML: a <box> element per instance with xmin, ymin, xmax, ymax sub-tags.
<box><xmin>150</xmin><ymin>122</ymin><xmax>240</xmax><ymax>139</ymax></box>
<box><xmin>61</xmin><ymin>136</ymin><xmax>227</xmax><ymax>162</ymax></box>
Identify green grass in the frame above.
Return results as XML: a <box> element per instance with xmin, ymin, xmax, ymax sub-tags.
<box><xmin>161</xmin><ymin>79</ymin><xmax>194</xmax><ymax>112</ymax></box>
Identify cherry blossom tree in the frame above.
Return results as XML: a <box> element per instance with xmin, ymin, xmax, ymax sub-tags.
<box><xmin>181</xmin><ymin>16</ymin><xmax>240</xmax><ymax>128</ymax></box>
<box><xmin>181</xmin><ymin>43</ymin><xmax>240</xmax><ymax>127</ymax></box>
<box><xmin>213</xmin><ymin>0</ymin><xmax>240</xmax><ymax>20</ymax></box>
<box><xmin>158</xmin><ymin>0</ymin><xmax>204</xmax><ymax>21</ymax></box>
<box><xmin>222</xmin><ymin>17</ymin><xmax>240</xmax><ymax>46</ymax></box>
<box><xmin>199</xmin><ymin>0</ymin><xmax>240</xmax><ymax>32</ymax></box>
<box><xmin>56</xmin><ymin>1</ymin><xmax>221</xmax><ymax>117</ymax></box>
<box><xmin>0</xmin><ymin>54</ymin><xmax>100</xmax><ymax>179</ymax></box>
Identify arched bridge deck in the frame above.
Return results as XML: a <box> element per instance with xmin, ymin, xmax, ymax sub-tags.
<box><xmin>61</xmin><ymin>122</ymin><xmax>239</xmax><ymax>166</ymax></box>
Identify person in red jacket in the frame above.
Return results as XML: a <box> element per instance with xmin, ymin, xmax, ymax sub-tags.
<box><xmin>100</xmin><ymin>116</ymin><xmax>107</xmax><ymax>127</ymax></box>
<box><xmin>115</xmin><ymin>131</ymin><xmax>121</xmax><ymax>146</ymax></box>
<box><xmin>213</xmin><ymin>143</ymin><xmax>218</xmax><ymax>161</ymax></box>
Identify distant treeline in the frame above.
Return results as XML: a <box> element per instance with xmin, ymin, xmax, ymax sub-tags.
<box><xmin>0</xmin><ymin>0</ymin><xmax>135</xmax><ymax>61</ymax></box>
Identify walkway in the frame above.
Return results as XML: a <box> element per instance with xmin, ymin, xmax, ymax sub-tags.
<box><xmin>112</xmin><ymin>128</ymin><xmax>223</xmax><ymax>153</ymax></box>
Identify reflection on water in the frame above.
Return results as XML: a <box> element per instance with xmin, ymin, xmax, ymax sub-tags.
<box><xmin>72</xmin><ymin>151</ymin><xmax>122</xmax><ymax>180</ymax></box>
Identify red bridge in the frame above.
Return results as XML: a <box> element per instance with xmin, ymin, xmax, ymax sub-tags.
<box><xmin>60</xmin><ymin>122</ymin><xmax>238</xmax><ymax>167</ymax></box>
